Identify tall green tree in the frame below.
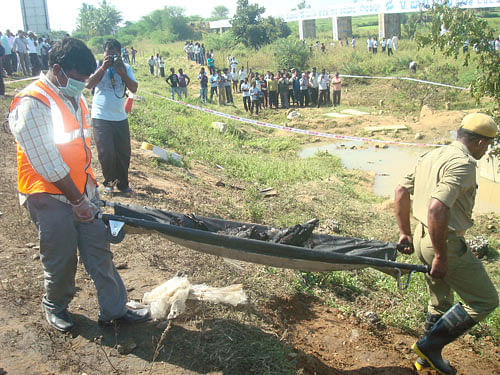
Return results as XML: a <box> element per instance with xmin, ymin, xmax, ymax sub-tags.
<box><xmin>211</xmin><ymin>5</ymin><xmax>230</xmax><ymax>21</ymax></box>
<box><xmin>416</xmin><ymin>4</ymin><xmax>500</xmax><ymax>154</ymax></box>
<box><xmin>76</xmin><ymin>1</ymin><xmax>122</xmax><ymax>39</ymax></box>
<box><xmin>231</xmin><ymin>0</ymin><xmax>290</xmax><ymax>49</ymax></box>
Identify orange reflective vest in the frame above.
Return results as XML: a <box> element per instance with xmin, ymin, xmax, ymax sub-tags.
<box><xmin>10</xmin><ymin>79</ymin><xmax>96</xmax><ymax>195</ymax></box>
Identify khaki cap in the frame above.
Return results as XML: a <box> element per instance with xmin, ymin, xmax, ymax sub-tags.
<box><xmin>461</xmin><ymin>113</ymin><xmax>498</xmax><ymax>138</ymax></box>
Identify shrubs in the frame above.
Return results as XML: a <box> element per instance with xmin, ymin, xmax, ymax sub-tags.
<box><xmin>272</xmin><ymin>37</ymin><xmax>311</xmax><ymax>71</ymax></box>
<box><xmin>203</xmin><ymin>30</ymin><xmax>238</xmax><ymax>51</ymax></box>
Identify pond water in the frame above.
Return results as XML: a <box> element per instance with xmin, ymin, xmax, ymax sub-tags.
<box><xmin>299</xmin><ymin>140</ymin><xmax>500</xmax><ymax>214</ymax></box>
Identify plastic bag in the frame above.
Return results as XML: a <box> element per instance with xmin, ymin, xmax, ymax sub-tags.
<box><xmin>142</xmin><ymin>274</ymin><xmax>248</xmax><ymax>321</ymax></box>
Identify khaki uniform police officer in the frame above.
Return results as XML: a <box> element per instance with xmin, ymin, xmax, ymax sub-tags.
<box><xmin>394</xmin><ymin>113</ymin><xmax>499</xmax><ymax>375</ymax></box>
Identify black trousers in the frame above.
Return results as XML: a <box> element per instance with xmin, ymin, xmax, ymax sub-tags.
<box><xmin>310</xmin><ymin>87</ymin><xmax>318</xmax><ymax>105</ymax></box>
<box><xmin>225</xmin><ymin>86</ymin><xmax>233</xmax><ymax>103</ymax></box>
<box><xmin>29</xmin><ymin>53</ymin><xmax>41</xmax><ymax>76</ymax></box>
<box><xmin>333</xmin><ymin>90</ymin><xmax>341</xmax><ymax>106</ymax></box>
<box><xmin>210</xmin><ymin>87</ymin><xmax>218</xmax><ymax>102</ymax></box>
<box><xmin>243</xmin><ymin>96</ymin><xmax>251</xmax><ymax>111</ymax></box>
<box><xmin>92</xmin><ymin>118</ymin><xmax>131</xmax><ymax>190</ymax></box>
<box><xmin>269</xmin><ymin>91</ymin><xmax>278</xmax><ymax>108</ymax></box>
<box><xmin>250</xmin><ymin>100</ymin><xmax>259</xmax><ymax>114</ymax></box>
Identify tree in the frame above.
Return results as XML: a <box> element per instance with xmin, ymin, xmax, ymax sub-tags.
<box><xmin>273</xmin><ymin>36</ymin><xmax>311</xmax><ymax>70</ymax></box>
<box><xmin>296</xmin><ymin>1</ymin><xmax>310</xmax><ymax>10</ymax></box>
<box><xmin>416</xmin><ymin>4</ymin><xmax>500</xmax><ymax>154</ymax></box>
<box><xmin>211</xmin><ymin>6</ymin><xmax>230</xmax><ymax>21</ymax></box>
<box><xmin>75</xmin><ymin>1</ymin><xmax>122</xmax><ymax>39</ymax></box>
<box><xmin>231</xmin><ymin>0</ymin><xmax>291</xmax><ymax>49</ymax></box>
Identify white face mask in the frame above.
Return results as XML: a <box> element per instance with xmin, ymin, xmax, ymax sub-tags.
<box><xmin>57</xmin><ymin>68</ymin><xmax>86</xmax><ymax>98</ymax></box>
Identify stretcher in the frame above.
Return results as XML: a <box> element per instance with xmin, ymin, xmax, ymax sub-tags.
<box><xmin>99</xmin><ymin>202</ymin><xmax>428</xmax><ymax>289</ymax></box>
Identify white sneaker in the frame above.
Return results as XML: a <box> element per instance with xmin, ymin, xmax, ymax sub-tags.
<box><xmin>103</xmin><ymin>186</ymin><xmax>113</xmax><ymax>195</ymax></box>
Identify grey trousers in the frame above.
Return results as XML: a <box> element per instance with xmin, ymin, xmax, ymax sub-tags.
<box><xmin>26</xmin><ymin>194</ymin><xmax>128</xmax><ymax>321</ymax></box>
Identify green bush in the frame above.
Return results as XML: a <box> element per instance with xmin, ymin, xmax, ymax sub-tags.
<box><xmin>203</xmin><ymin>31</ymin><xmax>238</xmax><ymax>51</ymax></box>
<box><xmin>272</xmin><ymin>37</ymin><xmax>311</xmax><ymax>71</ymax></box>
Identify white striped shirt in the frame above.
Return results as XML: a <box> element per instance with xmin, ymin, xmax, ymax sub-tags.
<box><xmin>9</xmin><ymin>73</ymin><xmax>97</xmax><ymax>205</ymax></box>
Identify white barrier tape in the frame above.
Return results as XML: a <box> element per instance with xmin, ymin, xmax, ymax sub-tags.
<box><xmin>339</xmin><ymin>74</ymin><xmax>469</xmax><ymax>91</ymax></box>
<box><xmin>4</xmin><ymin>76</ymin><xmax>39</xmax><ymax>85</ymax></box>
<box><xmin>142</xmin><ymin>90</ymin><xmax>444</xmax><ymax>148</ymax></box>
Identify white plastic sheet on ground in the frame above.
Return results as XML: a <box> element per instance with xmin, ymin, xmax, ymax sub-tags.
<box><xmin>140</xmin><ymin>274</ymin><xmax>248</xmax><ymax>321</ymax></box>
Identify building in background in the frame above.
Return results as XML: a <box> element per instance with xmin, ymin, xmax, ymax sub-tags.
<box><xmin>20</xmin><ymin>0</ymin><xmax>50</xmax><ymax>34</ymax></box>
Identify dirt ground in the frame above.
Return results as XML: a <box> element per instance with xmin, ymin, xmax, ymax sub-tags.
<box><xmin>0</xmin><ymin>89</ymin><xmax>499</xmax><ymax>375</ymax></box>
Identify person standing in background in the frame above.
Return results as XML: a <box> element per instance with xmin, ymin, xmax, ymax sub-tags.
<box><xmin>154</xmin><ymin>53</ymin><xmax>160</xmax><ymax>77</ymax></box>
<box><xmin>231</xmin><ymin>67</ymin><xmax>238</xmax><ymax>95</ymax></box>
<box><xmin>177</xmin><ymin>68</ymin><xmax>190</xmax><ymax>99</ymax></box>
<box><xmin>200</xmin><ymin>44</ymin><xmax>206</xmax><ymax>66</ymax></box>
<box><xmin>241</xmin><ymin>77</ymin><xmax>251</xmax><ymax>112</ymax></box>
<box><xmin>86</xmin><ymin>39</ymin><xmax>138</xmax><ymax>196</ymax></box>
<box><xmin>209</xmin><ymin>70</ymin><xmax>218</xmax><ymax>103</ymax></box>
<box><xmin>40</xmin><ymin>37</ymin><xmax>50</xmax><ymax>70</ymax></box>
<box><xmin>217</xmin><ymin>69</ymin><xmax>226</xmax><ymax>105</ymax></box>
<box><xmin>147</xmin><ymin>56</ymin><xmax>154</xmax><ymax>75</ymax></box>
<box><xmin>299</xmin><ymin>72</ymin><xmax>309</xmax><ymax>107</ymax></box>
<box><xmin>309</xmin><ymin>68</ymin><xmax>319</xmax><ymax>107</ymax></box>
<box><xmin>159</xmin><ymin>56</ymin><xmax>165</xmax><ymax>78</ymax></box>
<box><xmin>267</xmin><ymin>73</ymin><xmax>278</xmax><ymax>109</ymax></box>
<box><xmin>13</xmin><ymin>30</ymin><xmax>30</xmax><ymax>76</ymax></box>
<box><xmin>223</xmin><ymin>68</ymin><xmax>233</xmax><ymax>104</ymax></box>
<box><xmin>387</xmin><ymin>37</ymin><xmax>393</xmax><ymax>56</ymax></box>
<box><xmin>166</xmin><ymin>67</ymin><xmax>181</xmax><ymax>100</ymax></box>
<box><xmin>238</xmin><ymin>66</ymin><xmax>247</xmax><ymax>93</ymax></box>
<box><xmin>392</xmin><ymin>35</ymin><xmax>398</xmax><ymax>51</ymax></box>
<box><xmin>27</xmin><ymin>32</ymin><xmax>41</xmax><ymax>76</ymax></box>
<box><xmin>317</xmin><ymin>69</ymin><xmax>329</xmax><ymax>108</ymax></box>
<box><xmin>278</xmin><ymin>73</ymin><xmax>289</xmax><ymax>109</ymax></box>
<box><xmin>260</xmin><ymin>74</ymin><xmax>268</xmax><ymax>109</ymax></box>
<box><xmin>249</xmin><ymin>81</ymin><xmax>259</xmax><ymax>115</ymax></box>
<box><xmin>0</xmin><ymin>31</ymin><xmax>13</xmax><ymax>75</ymax></box>
<box><xmin>332</xmin><ymin>72</ymin><xmax>342</xmax><ymax>107</ymax></box>
<box><xmin>6</xmin><ymin>30</ymin><xmax>17</xmax><ymax>74</ymax></box>
<box><xmin>207</xmin><ymin>54</ymin><xmax>215</xmax><ymax>75</ymax></box>
<box><xmin>130</xmin><ymin>47</ymin><xmax>136</xmax><ymax>64</ymax></box>
<box><xmin>198</xmin><ymin>67</ymin><xmax>208</xmax><ymax>103</ymax></box>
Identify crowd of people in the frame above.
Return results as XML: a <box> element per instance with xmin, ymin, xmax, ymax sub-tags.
<box><xmin>0</xmin><ymin>29</ymin><xmax>53</xmax><ymax>78</ymax></box>
<box><xmin>366</xmin><ymin>35</ymin><xmax>398</xmax><ymax>55</ymax></box>
<box><xmin>168</xmin><ymin>45</ymin><xmax>346</xmax><ymax>114</ymax></box>
<box><xmin>2</xmin><ymin>30</ymin><xmax>499</xmax><ymax>375</ymax></box>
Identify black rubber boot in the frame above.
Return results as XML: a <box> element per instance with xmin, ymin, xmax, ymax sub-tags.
<box><xmin>412</xmin><ymin>303</ymin><xmax>476</xmax><ymax>375</ymax></box>
<box><xmin>414</xmin><ymin>313</ymin><xmax>442</xmax><ymax>371</ymax></box>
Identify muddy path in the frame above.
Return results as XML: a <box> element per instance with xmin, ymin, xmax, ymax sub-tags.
<box><xmin>0</xmin><ymin>91</ymin><xmax>499</xmax><ymax>375</ymax></box>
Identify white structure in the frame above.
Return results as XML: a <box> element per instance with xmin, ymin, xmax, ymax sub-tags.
<box><xmin>209</xmin><ymin>19</ymin><xmax>232</xmax><ymax>33</ymax></box>
<box><xmin>332</xmin><ymin>16</ymin><xmax>352</xmax><ymax>40</ymax></box>
<box><xmin>20</xmin><ymin>0</ymin><xmax>50</xmax><ymax>34</ymax></box>
<box><xmin>299</xmin><ymin>19</ymin><xmax>316</xmax><ymax>40</ymax></box>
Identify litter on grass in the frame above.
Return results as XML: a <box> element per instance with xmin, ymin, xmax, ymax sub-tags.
<box><xmin>137</xmin><ymin>273</ymin><xmax>248</xmax><ymax>321</ymax></box>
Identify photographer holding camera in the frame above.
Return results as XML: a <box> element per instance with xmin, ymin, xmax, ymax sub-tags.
<box><xmin>86</xmin><ymin>39</ymin><xmax>138</xmax><ymax>195</ymax></box>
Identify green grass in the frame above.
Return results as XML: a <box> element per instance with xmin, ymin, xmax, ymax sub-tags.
<box><xmin>122</xmin><ymin>40</ymin><xmax>500</xmax><ymax>343</ymax></box>
<box><xmin>4</xmin><ymin>27</ymin><xmax>499</xmax><ymax>349</ymax></box>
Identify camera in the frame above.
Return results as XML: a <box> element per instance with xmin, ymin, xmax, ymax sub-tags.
<box><xmin>112</xmin><ymin>55</ymin><xmax>123</xmax><ymax>65</ymax></box>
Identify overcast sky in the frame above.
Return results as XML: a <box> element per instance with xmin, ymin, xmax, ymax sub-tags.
<box><xmin>1</xmin><ymin>0</ymin><xmax>346</xmax><ymax>33</ymax></box>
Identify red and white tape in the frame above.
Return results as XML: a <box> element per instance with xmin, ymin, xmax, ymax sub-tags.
<box><xmin>4</xmin><ymin>76</ymin><xmax>39</xmax><ymax>85</ymax></box>
<box><xmin>339</xmin><ymin>75</ymin><xmax>469</xmax><ymax>91</ymax></box>
<box><xmin>143</xmin><ymin>91</ymin><xmax>444</xmax><ymax>148</ymax></box>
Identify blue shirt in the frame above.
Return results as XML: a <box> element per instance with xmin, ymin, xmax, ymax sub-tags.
<box><xmin>0</xmin><ymin>35</ymin><xmax>11</xmax><ymax>55</ymax></box>
<box><xmin>91</xmin><ymin>63</ymin><xmax>136</xmax><ymax>121</ymax></box>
